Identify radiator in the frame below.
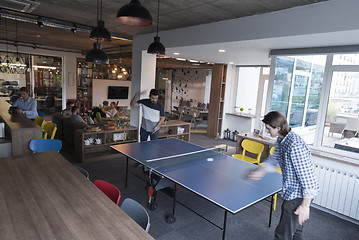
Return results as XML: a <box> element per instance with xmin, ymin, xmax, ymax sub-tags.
<box><xmin>313</xmin><ymin>164</ymin><xmax>359</xmax><ymax>220</ymax></box>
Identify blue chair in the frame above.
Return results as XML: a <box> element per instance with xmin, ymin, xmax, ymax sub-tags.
<box><xmin>38</xmin><ymin>111</ymin><xmax>45</xmax><ymax>117</ymax></box>
<box><xmin>29</xmin><ymin>139</ymin><xmax>62</xmax><ymax>153</ymax></box>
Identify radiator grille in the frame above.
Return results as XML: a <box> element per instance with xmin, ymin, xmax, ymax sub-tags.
<box><xmin>313</xmin><ymin>164</ymin><xmax>359</xmax><ymax>220</ymax></box>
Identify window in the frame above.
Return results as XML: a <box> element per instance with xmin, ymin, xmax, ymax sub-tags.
<box><xmin>271</xmin><ymin>57</ymin><xmax>294</xmax><ymax>116</ymax></box>
<box><xmin>269</xmin><ymin>53</ymin><xmax>359</xmax><ymax>159</ymax></box>
<box><xmin>270</xmin><ymin>55</ymin><xmax>326</xmax><ymax>144</ymax></box>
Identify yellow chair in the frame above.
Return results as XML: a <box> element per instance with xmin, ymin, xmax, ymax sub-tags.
<box><xmin>269</xmin><ymin>146</ymin><xmax>275</xmax><ymax>155</ymax></box>
<box><xmin>259</xmin><ymin>146</ymin><xmax>281</xmax><ymax>211</ymax></box>
<box><xmin>95</xmin><ymin>112</ymin><xmax>103</xmax><ymax>123</ymax></box>
<box><xmin>232</xmin><ymin>139</ymin><xmax>264</xmax><ymax>165</ymax></box>
<box><xmin>42</xmin><ymin>122</ymin><xmax>57</xmax><ymax>139</ymax></box>
<box><xmin>34</xmin><ymin>116</ymin><xmax>45</xmax><ymax>128</ymax></box>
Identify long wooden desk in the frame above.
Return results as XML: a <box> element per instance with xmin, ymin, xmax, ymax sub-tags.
<box><xmin>0</xmin><ymin>151</ymin><xmax>154</xmax><ymax>240</ymax></box>
<box><xmin>0</xmin><ymin>99</ymin><xmax>42</xmax><ymax>156</ymax></box>
<box><xmin>236</xmin><ymin>132</ymin><xmax>276</xmax><ymax>162</ymax></box>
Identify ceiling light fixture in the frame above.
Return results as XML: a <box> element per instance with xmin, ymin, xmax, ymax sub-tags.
<box><xmin>173</xmin><ymin>52</ymin><xmax>180</xmax><ymax>55</ymax></box>
<box><xmin>71</xmin><ymin>24</ymin><xmax>77</xmax><ymax>34</ymax></box>
<box><xmin>90</xmin><ymin>0</ymin><xmax>111</xmax><ymax>42</ymax></box>
<box><xmin>218</xmin><ymin>49</ymin><xmax>226</xmax><ymax>53</ymax></box>
<box><xmin>116</xmin><ymin>0</ymin><xmax>153</xmax><ymax>26</ymax></box>
<box><xmin>32</xmin><ymin>65</ymin><xmax>57</xmax><ymax>69</ymax></box>
<box><xmin>147</xmin><ymin>0</ymin><xmax>165</xmax><ymax>55</ymax></box>
<box><xmin>85</xmin><ymin>42</ymin><xmax>109</xmax><ymax>64</ymax></box>
<box><xmin>37</xmin><ymin>17</ymin><xmax>44</xmax><ymax>28</ymax></box>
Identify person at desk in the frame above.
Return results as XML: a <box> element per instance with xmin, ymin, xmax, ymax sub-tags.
<box><xmin>62</xmin><ymin>101</ymin><xmax>75</xmax><ymax>117</ymax></box>
<box><xmin>249</xmin><ymin>111</ymin><xmax>319</xmax><ymax>240</ymax></box>
<box><xmin>102</xmin><ymin>101</ymin><xmax>118</xmax><ymax>118</ymax></box>
<box><xmin>12</xmin><ymin>87</ymin><xmax>38</xmax><ymax>120</ymax></box>
<box><xmin>131</xmin><ymin>89</ymin><xmax>165</xmax><ymax>141</ymax></box>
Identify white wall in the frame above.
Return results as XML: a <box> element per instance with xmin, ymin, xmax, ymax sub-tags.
<box><xmin>92</xmin><ymin>79</ymin><xmax>131</xmax><ymax>107</ymax></box>
<box><xmin>204</xmin><ymin>71</ymin><xmax>212</xmax><ymax>104</ymax></box>
<box><xmin>130</xmin><ymin>50</ymin><xmax>156</xmax><ymax>128</ymax></box>
<box><xmin>236</xmin><ymin>67</ymin><xmax>260</xmax><ymax>112</ymax></box>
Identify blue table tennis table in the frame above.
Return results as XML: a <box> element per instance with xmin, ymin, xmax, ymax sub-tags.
<box><xmin>112</xmin><ymin>138</ymin><xmax>282</xmax><ymax>239</ymax></box>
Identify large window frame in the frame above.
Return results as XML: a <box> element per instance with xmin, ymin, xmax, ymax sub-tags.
<box><xmin>268</xmin><ymin>53</ymin><xmax>359</xmax><ymax>161</ymax></box>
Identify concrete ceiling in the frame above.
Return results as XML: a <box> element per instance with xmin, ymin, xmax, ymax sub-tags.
<box><xmin>0</xmin><ymin>0</ymin><xmax>328</xmax><ymax>64</ymax></box>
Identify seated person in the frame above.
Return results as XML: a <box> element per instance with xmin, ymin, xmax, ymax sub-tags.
<box><xmin>102</xmin><ymin>101</ymin><xmax>118</xmax><ymax>118</ymax></box>
<box><xmin>70</xmin><ymin>106</ymin><xmax>94</xmax><ymax>125</ymax></box>
<box><xmin>12</xmin><ymin>87</ymin><xmax>38</xmax><ymax>120</ymax></box>
<box><xmin>103</xmin><ymin>100</ymin><xmax>109</xmax><ymax>107</ymax></box>
<box><xmin>62</xmin><ymin>101</ymin><xmax>74</xmax><ymax>117</ymax></box>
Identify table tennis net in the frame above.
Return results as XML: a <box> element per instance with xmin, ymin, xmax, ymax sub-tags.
<box><xmin>144</xmin><ymin>148</ymin><xmax>225</xmax><ymax>169</ymax></box>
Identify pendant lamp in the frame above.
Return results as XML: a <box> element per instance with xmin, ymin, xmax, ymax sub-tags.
<box><xmin>116</xmin><ymin>0</ymin><xmax>153</xmax><ymax>26</ymax></box>
<box><xmin>85</xmin><ymin>42</ymin><xmax>109</xmax><ymax>64</ymax></box>
<box><xmin>90</xmin><ymin>0</ymin><xmax>111</xmax><ymax>42</ymax></box>
<box><xmin>147</xmin><ymin>0</ymin><xmax>165</xmax><ymax>55</ymax></box>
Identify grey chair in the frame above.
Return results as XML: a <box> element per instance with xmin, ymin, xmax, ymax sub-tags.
<box><xmin>75</xmin><ymin>166</ymin><xmax>90</xmax><ymax>180</ymax></box>
<box><xmin>121</xmin><ymin>198</ymin><xmax>150</xmax><ymax>232</ymax></box>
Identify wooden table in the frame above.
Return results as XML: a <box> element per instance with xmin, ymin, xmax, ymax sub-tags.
<box><xmin>0</xmin><ymin>151</ymin><xmax>154</xmax><ymax>240</ymax></box>
<box><xmin>236</xmin><ymin>132</ymin><xmax>276</xmax><ymax>162</ymax></box>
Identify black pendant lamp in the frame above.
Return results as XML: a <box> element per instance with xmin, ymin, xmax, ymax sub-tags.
<box><xmin>147</xmin><ymin>0</ymin><xmax>165</xmax><ymax>55</ymax></box>
<box><xmin>116</xmin><ymin>0</ymin><xmax>153</xmax><ymax>26</ymax></box>
<box><xmin>85</xmin><ymin>42</ymin><xmax>109</xmax><ymax>64</ymax></box>
<box><xmin>90</xmin><ymin>0</ymin><xmax>111</xmax><ymax>42</ymax></box>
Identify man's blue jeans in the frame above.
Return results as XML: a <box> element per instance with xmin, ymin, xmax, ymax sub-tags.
<box><xmin>140</xmin><ymin>127</ymin><xmax>160</xmax><ymax>142</ymax></box>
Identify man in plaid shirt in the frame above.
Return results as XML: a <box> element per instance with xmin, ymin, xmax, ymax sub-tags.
<box><xmin>249</xmin><ymin>111</ymin><xmax>319</xmax><ymax>240</ymax></box>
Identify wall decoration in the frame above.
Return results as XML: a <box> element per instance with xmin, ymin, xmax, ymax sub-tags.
<box><xmin>171</xmin><ymin>68</ymin><xmax>208</xmax><ymax>108</ymax></box>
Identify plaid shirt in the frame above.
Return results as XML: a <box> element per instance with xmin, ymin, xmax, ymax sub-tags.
<box><xmin>264</xmin><ymin>130</ymin><xmax>319</xmax><ymax>200</ymax></box>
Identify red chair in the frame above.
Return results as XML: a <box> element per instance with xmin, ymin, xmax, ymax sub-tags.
<box><xmin>94</xmin><ymin>180</ymin><xmax>121</xmax><ymax>205</ymax></box>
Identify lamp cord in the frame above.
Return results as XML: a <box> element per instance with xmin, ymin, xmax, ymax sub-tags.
<box><xmin>15</xmin><ymin>13</ymin><xmax>19</xmax><ymax>56</ymax></box>
<box><xmin>96</xmin><ymin>0</ymin><xmax>99</xmax><ymax>22</ymax></box>
<box><xmin>5</xmin><ymin>17</ymin><xmax>9</xmax><ymax>55</ymax></box>
<box><xmin>156</xmin><ymin>0</ymin><xmax>160</xmax><ymax>37</ymax></box>
<box><xmin>100</xmin><ymin>0</ymin><xmax>103</xmax><ymax>21</ymax></box>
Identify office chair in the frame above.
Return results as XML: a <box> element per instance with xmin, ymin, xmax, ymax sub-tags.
<box><xmin>42</xmin><ymin>122</ymin><xmax>57</xmax><ymax>139</ymax></box>
<box><xmin>29</xmin><ymin>139</ymin><xmax>62</xmax><ymax>153</ymax></box>
<box><xmin>34</xmin><ymin>116</ymin><xmax>45</xmax><ymax>128</ymax></box>
<box><xmin>121</xmin><ymin>198</ymin><xmax>150</xmax><ymax>232</ymax></box>
<box><xmin>94</xmin><ymin>180</ymin><xmax>121</xmax><ymax>205</ymax></box>
<box><xmin>232</xmin><ymin>139</ymin><xmax>264</xmax><ymax>164</ymax></box>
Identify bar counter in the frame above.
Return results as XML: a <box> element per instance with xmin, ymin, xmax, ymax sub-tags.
<box><xmin>0</xmin><ymin>99</ymin><xmax>42</xmax><ymax>156</ymax></box>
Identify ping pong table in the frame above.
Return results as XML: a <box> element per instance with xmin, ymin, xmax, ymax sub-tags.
<box><xmin>111</xmin><ymin>138</ymin><xmax>282</xmax><ymax>239</ymax></box>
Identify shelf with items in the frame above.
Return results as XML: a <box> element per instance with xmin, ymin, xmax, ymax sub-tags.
<box><xmin>158</xmin><ymin>120</ymin><xmax>191</xmax><ymax>142</ymax></box>
<box><xmin>208</xmin><ymin>64</ymin><xmax>227</xmax><ymax>138</ymax></box>
<box><xmin>75</xmin><ymin>126</ymin><xmax>138</xmax><ymax>162</ymax></box>
<box><xmin>76</xmin><ymin>58</ymin><xmax>110</xmax><ymax>108</ymax></box>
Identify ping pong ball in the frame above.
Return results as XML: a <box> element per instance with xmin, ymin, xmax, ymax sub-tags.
<box><xmin>207</xmin><ymin>158</ymin><xmax>214</xmax><ymax>162</ymax></box>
